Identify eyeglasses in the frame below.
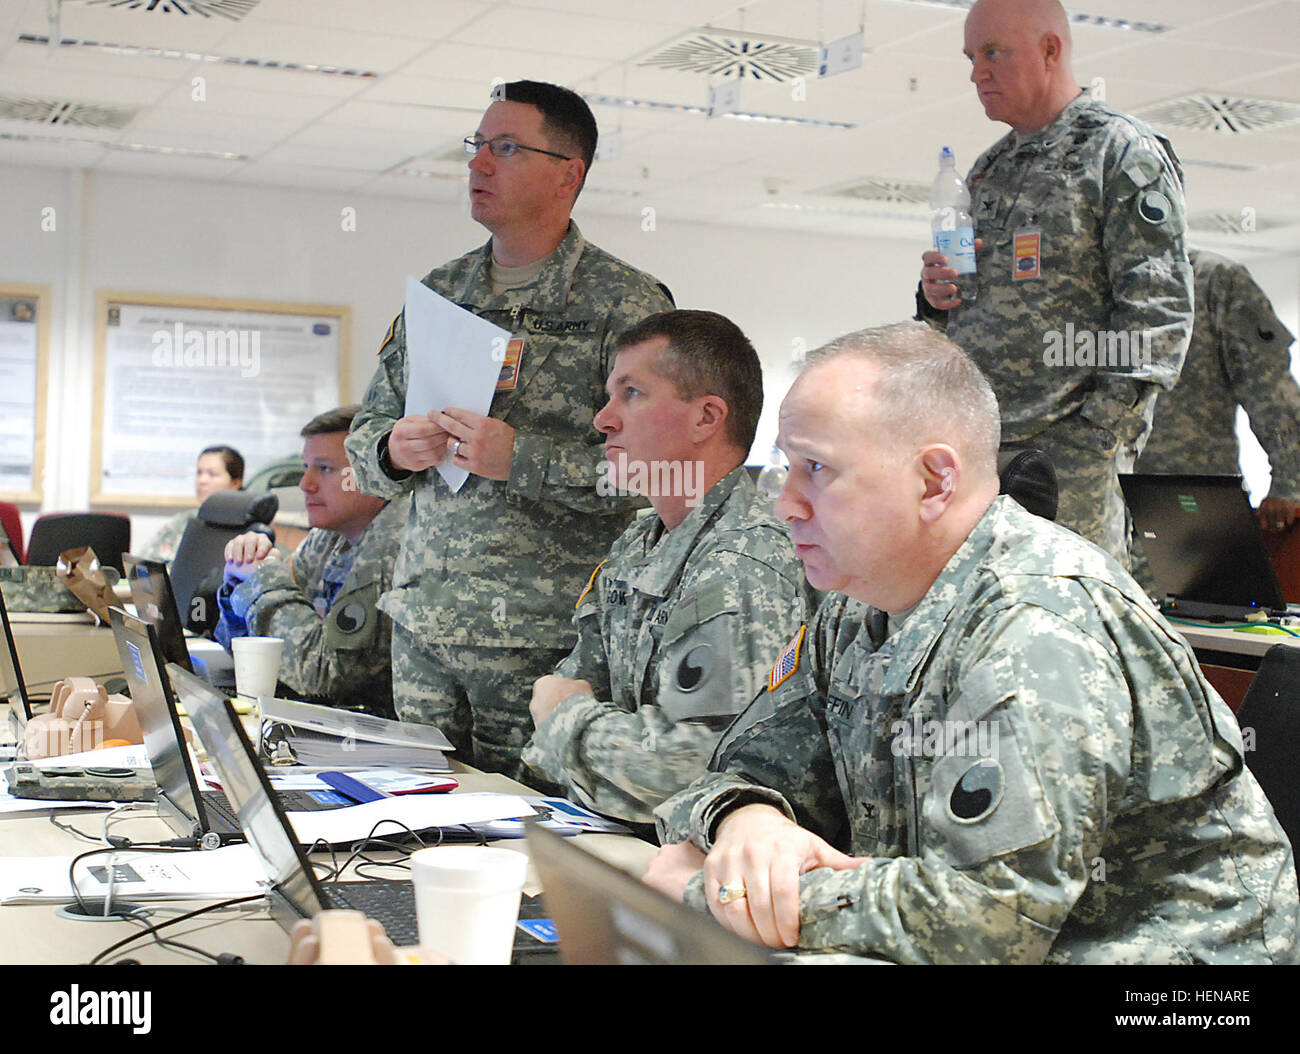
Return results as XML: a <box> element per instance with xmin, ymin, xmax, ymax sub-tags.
<box><xmin>463</xmin><ymin>135</ymin><xmax>573</xmax><ymax>161</ymax></box>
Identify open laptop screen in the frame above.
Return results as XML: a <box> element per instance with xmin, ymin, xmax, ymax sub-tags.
<box><xmin>0</xmin><ymin>587</ymin><xmax>32</xmax><ymax>738</ymax></box>
<box><xmin>122</xmin><ymin>554</ymin><xmax>193</xmax><ymax>673</ymax></box>
<box><xmin>108</xmin><ymin>606</ymin><xmax>206</xmax><ymax>838</ymax></box>
<box><xmin>1120</xmin><ymin>473</ymin><xmax>1286</xmax><ymax>614</ymax></box>
<box><xmin>169</xmin><ymin>663</ymin><xmax>326</xmax><ymax>923</ymax></box>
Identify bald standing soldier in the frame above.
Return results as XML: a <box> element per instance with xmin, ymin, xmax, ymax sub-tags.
<box><xmin>919</xmin><ymin>0</ymin><xmax>1193</xmax><ymax>565</ymax></box>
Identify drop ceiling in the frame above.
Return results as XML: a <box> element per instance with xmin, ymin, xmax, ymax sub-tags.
<box><xmin>1</xmin><ymin>0</ymin><xmax>1298</xmax><ymax>254</ymax></box>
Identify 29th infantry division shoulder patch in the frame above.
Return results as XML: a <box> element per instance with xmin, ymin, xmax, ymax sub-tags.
<box><xmin>769</xmin><ymin>624</ymin><xmax>806</xmax><ymax>691</ymax></box>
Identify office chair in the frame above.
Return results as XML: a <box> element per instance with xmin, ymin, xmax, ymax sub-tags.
<box><xmin>170</xmin><ymin>490</ymin><xmax>278</xmax><ymax>636</ymax></box>
<box><xmin>0</xmin><ymin>501</ymin><xmax>23</xmax><ymax>563</ymax></box>
<box><xmin>26</xmin><ymin>512</ymin><xmax>131</xmax><ymax>574</ymax></box>
<box><xmin>1234</xmin><ymin>644</ymin><xmax>1300</xmax><ymax>882</ymax></box>
<box><xmin>997</xmin><ymin>448</ymin><xmax>1058</xmax><ymax>522</ymax></box>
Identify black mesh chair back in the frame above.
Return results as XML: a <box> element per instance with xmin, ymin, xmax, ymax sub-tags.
<box><xmin>26</xmin><ymin>512</ymin><xmax>131</xmax><ymax>574</ymax></box>
<box><xmin>171</xmin><ymin>490</ymin><xmax>278</xmax><ymax>636</ymax></box>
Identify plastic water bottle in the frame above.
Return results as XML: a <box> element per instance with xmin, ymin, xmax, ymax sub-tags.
<box><xmin>756</xmin><ymin>445</ymin><xmax>788</xmax><ymax>504</ymax></box>
<box><xmin>930</xmin><ymin>146</ymin><xmax>978</xmax><ymax>303</ymax></box>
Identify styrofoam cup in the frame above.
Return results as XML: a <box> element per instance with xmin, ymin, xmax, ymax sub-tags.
<box><xmin>409</xmin><ymin>846</ymin><xmax>528</xmax><ymax>964</ymax></box>
<box><xmin>231</xmin><ymin>636</ymin><xmax>283</xmax><ymax>699</ymax></box>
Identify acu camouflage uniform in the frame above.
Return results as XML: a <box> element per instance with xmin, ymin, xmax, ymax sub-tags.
<box><xmin>138</xmin><ymin>509</ymin><xmax>195</xmax><ymax>564</ymax></box>
<box><xmin>931</xmin><ymin>92</ymin><xmax>1194</xmax><ymax>564</ymax></box>
<box><xmin>346</xmin><ymin>223</ymin><xmax>673</xmax><ymax>774</ymax></box>
<box><xmin>1139</xmin><ymin>249</ymin><xmax>1300</xmax><ymax>502</ymax></box>
<box><xmin>214</xmin><ymin>499</ymin><xmax>406</xmax><ymax>717</ymax></box>
<box><xmin>522</xmin><ymin>468</ymin><xmax>811</xmax><ymax>825</ymax></box>
<box><xmin>656</xmin><ymin>496</ymin><xmax>1297</xmax><ymax>964</ymax></box>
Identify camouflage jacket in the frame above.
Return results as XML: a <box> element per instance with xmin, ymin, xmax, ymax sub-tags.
<box><xmin>656</xmin><ymin>496</ymin><xmax>1297</xmax><ymax>964</ymax></box>
<box><xmin>522</xmin><ymin>468</ymin><xmax>811</xmax><ymax>824</ymax></box>
<box><xmin>939</xmin><ymin>93</ymin><xmax>1193</xmax><ymax>446</ymax></box>
<box><xmin>346</xmin><ymin>223</ymin><xmax>673</xmax><ymax>648</ymax></box>
<box><xmin>138</xmin><ymin>509</ymin><xmax>195</xmax><ymax>564</ymax></box>
<box><xmin>215</xmin><ymin>499</ymin><xmax>406</xmax><ymax>714</ymax></box>
<box><xmin>1139</xmin><ymin>249</ymin><xmax>1300</xmax><ymax>501</ymax></box>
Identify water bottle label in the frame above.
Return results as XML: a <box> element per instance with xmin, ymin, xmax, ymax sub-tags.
<box><xmin>932</xmin><ymin>227</ymin><xmax>977</xmax><ymax>275</ymax></box>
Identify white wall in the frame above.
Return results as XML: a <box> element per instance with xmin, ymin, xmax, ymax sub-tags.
<box><xmin>1</xmin><ymin>162</ymin><xmax>923</xmax><ymax>544</ymax></box>
<box><xmin>5</xmin><ymin>161</ymin><xmax>1294</xmax><ymax>549</ymax></box>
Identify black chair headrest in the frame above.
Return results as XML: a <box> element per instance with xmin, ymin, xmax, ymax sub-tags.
<box><xmin>197</xmin><ymin>489</ymin><xmax>279</xmax><ymax>529</ymax></box>
<box><xmin>997</xmin><ymin>448</ymin><xmax>1059</xmax><ymax>522</ymax></box>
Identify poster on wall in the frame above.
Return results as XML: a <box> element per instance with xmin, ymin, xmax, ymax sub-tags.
<box><xmin>0</xmin><ymin>285</ymin><xmax>50</xmax><ymax>502</ymax></box>
<box><xmin>93</xmin><ymin>292</ymin><xmax>350</xmax><ymax>504</ymax></box>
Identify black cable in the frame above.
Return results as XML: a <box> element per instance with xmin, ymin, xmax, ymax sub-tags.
<box><xmin>67</xmin><ymin>845</ymin><xmax>194</xmax><ymax>919</ymax></box>
<box><xmin>88</xmin><ymin>893</ymin><xmax>265</xmax><ymax>966</ymax></box>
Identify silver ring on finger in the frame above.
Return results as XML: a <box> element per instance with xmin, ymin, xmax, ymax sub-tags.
<box><xmin>452</xmin><ymin>439</ymin><xmax>463</xmax><ymax>457</ymax></box>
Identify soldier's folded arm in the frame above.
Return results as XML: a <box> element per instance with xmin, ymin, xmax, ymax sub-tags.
<box><xmin>776</xmin><ymin>613</ymin><xmax>1120</xmax><ymax>963</ymax></box>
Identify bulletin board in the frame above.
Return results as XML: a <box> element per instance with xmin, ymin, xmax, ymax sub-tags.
<box><xmin>0</xmin><ymin>284</ymin><xmax>51</xmax><ymax>503</ymax></box>
<box><xmin>92</xmin><ymin>291</ymin><xmax>350</xmax><ymax>505</ymax></box>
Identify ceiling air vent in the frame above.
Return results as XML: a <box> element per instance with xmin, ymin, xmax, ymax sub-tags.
<box><xmin>638</xmin><ymin>30</ymin><xmax>819</xmax><ymax>83</ymax></box>
<box><xmin>1135</xmin><ymin>93</ymin><xmax>1300</xmax><ymax>134</ymax></box>
<box><xmin>84</xmin><ymin>0</ymin><xmax>261</xmax><ymax>18</ymax></box>
<box><xmin>0</xmin><ymin>95</ymin><xmax>135</xmax><ymax>130</ymax></box>
<box><xmin>814</xmin><ymin>177</ymin><xmax>932</xmax><ymax>206</ymax></box>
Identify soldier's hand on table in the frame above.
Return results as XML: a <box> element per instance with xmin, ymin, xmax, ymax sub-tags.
<box><xmin>223</xmin><ymin>531</ymin><xmax>276</xmax><ymax>582</ymax></box>
<box><xmin>434</xmin><ymin>409</ymin><xmax>515</xmax><ymax>481</ymax></box>
<box><xmin>388</xmin><ymin>414</ymin><xmax>452</xmax><ymax>472</ymax></box>
<box><xmin>530</xmin><ymin>675</ymin><xmax>593</xmax><ymax>727</ymax></box>
<box><xmin>920</xmin><ymin>241</ymin><xmax>982</xmax><ymax>310</ymax></box>
<box><xmin>643</xmin><ymin>841</ymin><xmax>707</xmax><ymax>902</ymax></box>
<box><xmin>1258</xmin><ymin>497</ymin><xmax>1299</xmax><ymax>533</ymax></box>
<box><xmin>705</xmin><ymin>803</ymin><xmax>864</xmax><ymax>949</ymax></box>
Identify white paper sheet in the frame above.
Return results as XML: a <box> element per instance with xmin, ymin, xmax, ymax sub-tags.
<box><xmin>285</xmin><ymin>791</ymin><xmax>533</xmax><ymax>845</ymax></box>
<box><xmin>0</xmin><ymin>843</ymin><xmax>266</xmax><ymax>903</ymax></box>
<box><xmin>403</xmin><ymin>277</ymin><xmax>510</xmax><ymax>494</ymax></box>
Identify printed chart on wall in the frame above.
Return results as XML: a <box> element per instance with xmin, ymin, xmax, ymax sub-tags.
<box><xmin>0</xmin><ymin>285</ymin><xmax>50</xmax><ymax>502</ymax></box>
<box><xmin>93</xmin><ymin>292</ymin><xmax>349</xmax><ymax>504</ymax></box>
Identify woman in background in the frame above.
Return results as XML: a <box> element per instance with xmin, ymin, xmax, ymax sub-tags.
<box><xmin>140</xmin><ymin>446</ymin><xmax>244</xmax><ymax>563</ymax></box>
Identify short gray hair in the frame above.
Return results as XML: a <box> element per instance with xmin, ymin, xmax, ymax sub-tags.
<box><xmin>804</xmin><ymin>321</ymin><xmax>1000</xmax><ymax>474</ymax></box>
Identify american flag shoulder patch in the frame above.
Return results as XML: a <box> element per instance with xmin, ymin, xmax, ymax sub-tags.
<box><xmin>576</xmin><ymin>561</ymin><xmax>605</xmax><ymax>608</ymax></box>
<box><xmin>769</xmin><ymin>624</ymin><xmax>806</xmax><ymax>691</ymax></box>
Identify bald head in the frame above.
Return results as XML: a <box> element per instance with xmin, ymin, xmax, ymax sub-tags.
<box><xmin>965</xmin><ymin>0</ymin><xmax>1080</xmax><ymax>133</ymax></box>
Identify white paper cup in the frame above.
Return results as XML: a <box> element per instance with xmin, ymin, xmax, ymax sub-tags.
<box><xmin>231</xmin><ymin>636</ymin><xmax>283</xmax><ymax>699</ymax></box>
<box><xmin>409</xmin><ymin>846</ymin><xmax>528</xmax><ymax>964</ymax></box>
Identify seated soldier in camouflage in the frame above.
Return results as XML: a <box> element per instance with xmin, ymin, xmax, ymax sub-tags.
<box><xmin>216</xmin><ymin>407</ymin><xmax>405</xmax><ymax>717</ymax></box>
<box><xmin>645</xmin><ymin>322</ymin><xmax>1297</xmax><ymax>964</ymax></box>
<box><xmin>522</xmin><ymin>310</ymin><xmax>812</xmax><ymax>831</ymax></box>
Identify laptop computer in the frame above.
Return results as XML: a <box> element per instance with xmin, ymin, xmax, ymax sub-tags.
<box><xmin>1120</xmin><ymin>473</ymin><xmax>1288</xmax><ymax>620</ymax></box>
<box><xmin>173</xmin><ymin>664</ymin><xmax>424</xmax><ymax>945</ymax></box>
<box><xmin>108</xmin><ymin>608</ymin><xmax>347</xmax><ymax>848</ymax></box>
<box><xmin>525</xmin><ymin>822</ymin><xmax>774</xmax><ymax>964</ymax></box>
<box><xmin>121</xmin><ymin>555</ymin><xmax>193</xmax><ymax>674</ymax></box>
<box><xmin>0</xmin><ymin>587</ymin><xmax>34</xmax><ymax>742</ymax></box>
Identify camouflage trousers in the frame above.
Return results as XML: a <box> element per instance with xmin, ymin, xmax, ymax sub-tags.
<box><xmin>1004</xmin><ymin>412</ymin><xmax>1132</xmax><ymax>568</ymax></box>
<box><xmin>391</xmin><ymin>622</ymin><xmax>570</xmax><ymax>779</ymax></box>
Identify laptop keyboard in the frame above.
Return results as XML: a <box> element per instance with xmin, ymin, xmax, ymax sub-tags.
<box><xmin>318</xmin><ymin>885</ymin><xmax>560</xmax><ymax>962</ymax></box>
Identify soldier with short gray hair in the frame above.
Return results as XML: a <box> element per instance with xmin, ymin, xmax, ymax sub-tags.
<box><xmin>645</xmin><ymin>322</ymin><xmax>1296</xmax><ymax>964</ymax></box>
